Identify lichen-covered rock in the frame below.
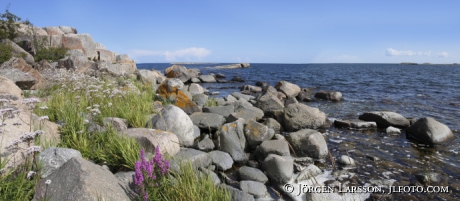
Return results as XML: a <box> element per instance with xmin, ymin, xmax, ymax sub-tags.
<box><xmin>164</xmin><ymin>65</ymin><xmax>190</xmax><ymax>82</ymax></box>
<box><xmin>244</xmin><ymin>119</ymin><xmax>270</xmax><ymax>149</ymax></box>
<box><xmin>156</xmin><ymin>78</ymin><xmax>200</xmax><ymax>114</ymax></box>
<box><xmin>216</xmin><ymin>119</ymin><xmax>248</xmax><ymax>163</ymax></box>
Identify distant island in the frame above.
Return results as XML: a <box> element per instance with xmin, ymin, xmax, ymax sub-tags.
<box><xmin>400</xmin><ymin>62</ymin><xmax>459</xmax><ymax>65</ymax></box>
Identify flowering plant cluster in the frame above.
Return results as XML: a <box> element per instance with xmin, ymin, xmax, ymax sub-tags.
<box><xmin>134</xmin><ymin>147</ymin><xmax>170</xmax><ymax>201</ymax></box>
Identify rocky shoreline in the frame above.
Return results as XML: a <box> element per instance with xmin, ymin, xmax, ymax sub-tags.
<box><xmin>0</xmin><ymin>24</ymin><xmax>457</xmax><ymax>201</ymax></box>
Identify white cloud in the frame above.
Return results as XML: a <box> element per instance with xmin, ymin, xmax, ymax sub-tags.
<box><xmin>436</xmin><ymin>52</ymin><xmax>449</xmax><ymax>58</ymax></box>
<box><xmin>385</xmin><ymin>48</ymin><xmax>431</xmax><ymax>57</ymax></box>
<box><xmin>129</xmin><ymin>47</ymin><xmax>211</xmax><ymax>61</ymax></box>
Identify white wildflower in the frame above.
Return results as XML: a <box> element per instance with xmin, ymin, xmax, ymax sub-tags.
<box><xmin>22</xmin><ymin>98</ymin><xmax>40</xmax><ymax>105</ymax></box>
<box><xmin>26</xmin><ymin>146</ymin><xmax>42</xmax><ymax>155</ymax></box>
<box><xmin>27</xmin><ymin>171</ymin><xmax>36</xmax><ymax>179</ymax></box>
<box><xmin>84</xmin><ymin>119</ymin><xmax>89</xmax><ymax>124</ymax></box>
<box><xmin>39</xmin><ymin>106</ymin><xmax>49</xmax><ymax>110</ymax></box>
<box><xmin>6</xmin><ymin>139</ymin><xmax>21</xmax><ymax>148</ymax></box>
<box><xmin>38</xmin><ymin>116</ymin><xmax>49</xmax><ymax>121</ymax></box>
<box><xmin>20</xmin><ymin>132</ymin><xmax>35</xmax><ymax>142</ymax></box>
<box><xmin>45</xmin><ymin>180</ymin><xmax>51</xmax><ymax>185</ymax></box>
<box><xmin>93</xmin><ymin>104</ymin><xmax>100</xmax><ymax>108</ymax></box>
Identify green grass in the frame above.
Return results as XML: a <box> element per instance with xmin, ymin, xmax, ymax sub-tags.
<box><xmin>204</xmin><ymin>98</ymin><xmax>218</xmax><ymax>107</ymax></box>
<box><xmin>154</xmin><ymin>162</ymin><xmax>231</xmax><ymax>201</ymax></box>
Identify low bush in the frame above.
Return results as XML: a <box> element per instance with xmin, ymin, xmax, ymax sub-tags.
<box><xmin>0</xmin><ymin>43</ymin><xmax>12</xmax><ymax>63</ymax></box>
<box><xmin>34</xmin><ymin>47</ymin><xmax>68</xmax><ymax>62</ymax></box>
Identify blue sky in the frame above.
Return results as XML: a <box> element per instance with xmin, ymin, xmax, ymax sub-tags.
<box><xmin>2</xmin><ymin>1</ymin><xmax>459</xmax><ymax>63</ymax></box>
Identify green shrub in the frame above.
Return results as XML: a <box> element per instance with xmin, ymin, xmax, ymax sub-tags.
<box><xmin>0</xmin><ymin>43</ymin><xmax>12</xmax><ymax>63</ymax></box>
<box><xmin>0</xmin><ymin>6</ymin><xmax>22</xmax><ymax>41</ymax></box>
<box><xmin>34</xmin><ymin>47</ymin><xmax>68</xmax><ymax>62</ymax></box>
<box><xmin>204</xmin><ymin>98</ymin><xmax>218</xmax><ymax>107</ymax></box>
<box><xmin>155</xmin><ymin>162</ymin><xmax>231</xmax><ymax>201</ymax></box>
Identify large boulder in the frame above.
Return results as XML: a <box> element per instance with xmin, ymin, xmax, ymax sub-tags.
<box><xmin>285</xmin><ymin>129</ymin><xmax>328</xmax><ymax>159</ymax></box>
<box><xmin>208</xmin><ymin>150</ymin><xmax>234</xmax><ymax>171</ymax></box>
<box><xmin>275</xmin><ymin>81</ymin><xmax>300</xmax><ymax>97</ymax></box>
<box><xmin>33</xmin><ymin>157</ymin><xmax>134</xmax><ymax>201</ymax></box>
<box><xmin>156</xmin><ymin>78</ymin><xmax>200</xmax><ymax>114</ymax></box>
<box><xmin>202</xmin><ymin>105</ymin><xmax>235</xmax><ymax>118</ymax></box>
<box><xmin>406</xmin><ymin>117</ymin><xmax>454</xmax><ymax>145</ymax></box>
<box><xmin>192</xmin><ymin>94</ymin><xmax>208</xmax><ymax>107</ymax></box>
<box><xmin>0</xmin><ymin>75</ymin><xmax>23</xmax><ymax>98</ymax></box>
<box><xmin>188</xmin><ymin>83</ymin><xmax>205</xmax><ymax>96</ymax></box>
<box><xmin>148</xmin><ymin>105</ymin><xmax>197</xmax><ymax>147</ymax></box>
<box><xmin>216</xmin><ymin>119</ymin><xmax>248</xmax><ymax>163</ymax></box>
<box><xmin>103</xmin><ymin>117</ymin><xmax>128</xmax><ymax>131</ymax></box>
<box><xmin>263</xmin><ymin>154</ymin><xmax>293</xmax><ymax>184</ymax></box>
<box><xmin>1</xmin><ymin>39</ymin><xmax>35</xmax><ymax>65</ymax></box>
<box><xmin>254</xmin><ymin>90</ymin><xmax>284</xmax><ymax>116</ymax></box>
<box><xmin>61</xmin><ymin>34</ymin><xmax>97</xmax><ymax>58</ymax></box>
<box><xmin>58</xmin><ymin>55</ymin><xmax>95</xmax><ymax>73</ymax></box>
<box><xmin>244</xmin><ymin>119</ymin><xmax>270</xmax><ymax>149</ymax></box>
<box><xmin>314</xmin><ymin>90</ymin><xmax>343</xmax><ymax>101</ymax></box>
<box><xmin>297</xmin><ymin>88</ymin><xmax>314</xmax><ymax>102</ymax></box>
<box><xmin>136</xmin><ymin>69</ymin><xmax>158</xmax><ymax>87</ymax></box>
<box><xmin>282</xmin><ymin>103</ymin><xmax>330</xmax><ymax>131</ymax></box>
<box><xmin>0</xmin><ymin>57</ymin><xmax>42</xmax><ymax>89</ymax></box>
<box><xmin>43</xmin><ymin>27</ymin><xmax>65</xmax><ymax>35</ymax></box>
<box><xmin>97</xmin><ymin>49</ymin><xmax>117</xmax><ymax>63</ymax></box>
<box><xmin>164</xmin><ymin>65</ymin><xmax>190</xmax><ymax>82</ymax></box>
<box><xmin>58</xmin><ymin>26</ymin><xmax>78</xmax><ymax>34</ymax></box>
<box><xmin>170</xmin><ymin>148</ymin><xmax>211</xmax><ymax>171</ymax></box>
<box><xmin>120</xmin><ymin>128</ymin><xmax>180</xmax><ymax>157</ymax></box>
<box><xmin>261</xmin><ymin>118</ymin><xmax>282</xmax><ymax>134</ymax></box>
<box><xmin>227</xmin><ymin>102</ymin><xmax>264</xmax><ymax>123</ymax></box>
<box><xmin>38</xmin><ymin>147</ymin><xmax>82</xmax><ymax>178</ymax></box>
<box><xmin>237</xmin><ymin>166</ymin><xmax>269</xmax><ymax>184</ymax></box>
<box><xmin>254</xmin><ymin>140</ymin><xmax>290</xmax><ymax>160</ymax></box>
<box><xmin>190</xmin><ymin>112</ymin><xmax>226</xmax><ymax>131</ymax></box>
<box><xmin>359</xmin><ymin>111</ymin><xmax>410</xmax><ymax>128</ymax></box>
<box><xmin>16</xmin><ymin>23</ymin><xmax>48</xmax><ymax>36</ymax></box>
<box><xmin>199</xmin><ymin>75</ymin><xmax>216</xmax><ymax>83</ymax></box>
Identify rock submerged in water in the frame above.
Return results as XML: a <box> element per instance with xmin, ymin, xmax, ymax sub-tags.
<box><xmin>358</xmin><ymin>111</ymin><xmax>410</xmax><ymax>128</ymax></box>
<box><xmin>334</xmin><ymin>119</ymin><xmax>377</xmax><ymax>129</ymax></box>
<box><xmin>314</xmin><ymin>90</ymin><xmax>342</xmax><ymax>101</ymax></box>
<box><xmin>406</xmin><ymin>117</ymin><xmax>454</xmax><ymax>145</ymax></box>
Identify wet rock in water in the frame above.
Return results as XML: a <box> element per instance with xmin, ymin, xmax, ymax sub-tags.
<box><xmin>282</xmin><ymin>103</ymin><xmax>330</xmax><ymax>131</ymax></box>
<box><xmin>334</xmin><ymin>119</ymin><xmax>377</xmax><ymax>129</ymax></box>
<box><xmin>406</xmin><ymin>117</ymin><xmax>454</xmax><ymax>145</ymax></box>
<box><xmin>219</xmin><ymin>184</ymin><xmax>255</xmax><ymax>201</ymax></box>
<box><xmin>120</xmin><ymin>128</ymin><xmax>180</xmax><ymax>157</ymax></box>
<box><xmin>295</xmin><ymin>164</ymin><xmax>322</xmax><ymax>182</ymax></box>
<box><xmin>33</xmin><ymin>157</ymin><xmax>134</xmax><ymax>201</ymax></box>
<box><xmin>216</xmin><ymin>73</ymin><xmax>226</xmax><ymax>78</ymax></box>
<box><xmin>337</xmin><ymin>155</ymin><xmax>356</xmax><ymax>167</ymax></box>
<box><xmin>208</xmin><ymin>150</ymin><xmax>234</xmax><ymax>171</ymax></box>
<box><xmin>203</xmin><ymin>105</ymin><xmax>235</xmax><ymax>118</ymax></box>
<box><xmin>170</xmin><ymin>148</ymin><xmax>212</xmax><ymax>172</ymax></box>
<box><xmin>216</xmin><ymin>119</ymin><xmax>248</xmax><ymax>163</ymax></box>
<box><xmin>386</xmin><ymin>126</ymin><xmax>401</xmax><ymax>135</ymax></box>
<box><xmin>196</xmin><ymin>135</ymin><xmax>215</xmax><ymax>152</ymax></box>
<box><xmin>240</xmin><ymin>84</ymin><xmax>262</xmax><ymax>93</ymax></box>
<box><xmin>190</xmin><ymin>112</ymin><xmax>226</xmax><ymax>131</ymax></box>
<box><xmin>38</xmin><ymin>147</ymin><xmax>82</xmax><ymax>178</ymax></box>
<box><xmin>148</xmin><ymin>105</ymin><xmax>196</xmax><ymax>147</ymax></box>
<box><xmin>239</xmin><ymin>180</ymin><xmax>269</xmax><ymax>198</ymax></box>
<box><xmin>358</xmin><ymin>111</ymin><xmax>410</xmax><ymax>128</ymax></box>
<box><xmin>285</xmin><ymin>129</ymin><xmax>328</xmax><ymax>159</ymax></box>
<box><xmin>237</xmin><ymin>166</ymin><xmax>269</xmax><ymax>184</ymax></box>
<box><xmin>255</xmin><ymin>140</ymin><xmax>290</xmax><ymax>160</ymax></box>
<box><xmin>103</xmin><ymin>117</ymin><xmax>128</xmax><ymax>131</ymax></box>
<box><xmin>314</xmin><ymin>90</ymin><xmax>343</xmax><ymax>101</ymax></box>
<box><xmin>297</xmin><ymin>88</ymin><xmax>314</xmax><ymax>102</ymax></box>
<box><xmin>263</xmin><ymin>154</ymin><xmax>293</xmax><ymax>184</ymax></box>
<box><xmin>199</xmin><ymin>74</ymin><xmax>216</xmax><ymax>83</ymax></box>
<box><xmin>244</xmin><ymin>119</ymin><xmax>270</xmax><ymax>149</ymax></box>
<box><xmin>230</xmin><ymin>76</ymin><xmax>245</xmax><ymax>82</ymax></box>
<box><xmin>192</xmin><ymin>94</ymin><xmax>208</xmax><ymax>107</ymax></box>
<box><xmin>415</xmin><ymin>172</ymin><xmax>442</xmax><ymax>185</ymax></box>
<box><xmin>275</xmin><ymin>80</ymin><xmax>301</xmax><ymax>97</ymax></box>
